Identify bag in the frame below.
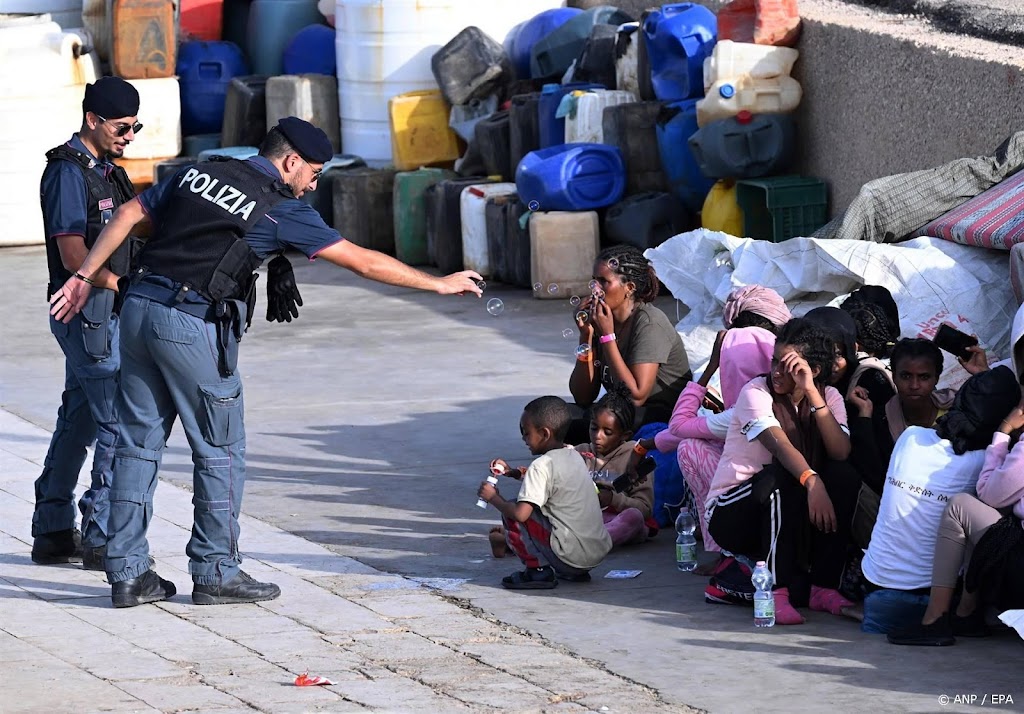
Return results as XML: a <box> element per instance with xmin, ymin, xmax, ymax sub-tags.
<box><xmin>851</xmin><ymin>483</ymin><xmax>881</xmax><ymax>550</ymax></box>
<box><xmin>634</xmin><ymin>422</ymin><xmax>690</xmax><ymax>528</ymax></box>
<box><xmin>79</xmin><ymin>288</ymin><xmax>116</xmax><ymax>360</ymax></box>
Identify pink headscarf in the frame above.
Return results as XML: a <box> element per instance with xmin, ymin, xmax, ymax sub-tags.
<box><xmin>722</xmin><ymin>285</ymin><xmax>791</xmax><ymax>329</ymax></box>
<box><xmin>720</xmin><ymin>326</ymin><xmax>777</xmax><ymax>408</ymax></box>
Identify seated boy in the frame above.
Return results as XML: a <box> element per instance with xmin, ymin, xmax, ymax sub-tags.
<box><xmin>479</xmin><ymin>396</ymin><xmax>613</xmax><ymax>589</ymax></box>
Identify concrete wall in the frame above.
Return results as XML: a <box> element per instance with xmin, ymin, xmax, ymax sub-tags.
<box><xmin>571</xmin><ymin>0</ymin><xmax>1024</xmax><ymax>214</ymax></box>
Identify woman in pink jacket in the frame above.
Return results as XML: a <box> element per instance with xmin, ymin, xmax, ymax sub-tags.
<box><xmin>645</xmin><ymin>326</ymin><xmax>775</xmax><ymax>572</ymax></box>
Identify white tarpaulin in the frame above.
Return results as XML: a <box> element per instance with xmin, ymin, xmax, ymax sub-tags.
<box><xmin>645</xmin><ymin>230</ymin><xmax>1014</xmax><ymax>389</ymax></box>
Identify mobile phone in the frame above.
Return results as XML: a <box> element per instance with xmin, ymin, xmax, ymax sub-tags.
<box><xmin>612</xmin><ymin>456</ymin><xmax>656</xmax><ymax>493</ymax></box>
<box><xmin>932</xmin><ymin>323</ymin><xmax>978</xmax><ymax>361</ymax></box>
<box><xmin>702</xmin><ymin>390</ymin><xmax>725</xmax><ymax>413</ymax></box>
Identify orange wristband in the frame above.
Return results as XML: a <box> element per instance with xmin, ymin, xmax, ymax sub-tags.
<box><xmin>799</xmin><ymin>469</ymin><xmax>816</xmax><ymax>486</ymax></box>
<box><xmin>633</xmin><ymin>442</ymin><xmax>648</xmax><ymax>457</ymax></box>
<box><xmin>577</xmin><ymin>352</ymin><xmax>593</xmax><ymax>363</ymax></box>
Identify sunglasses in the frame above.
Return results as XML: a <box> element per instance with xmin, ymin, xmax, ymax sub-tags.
<box><xmin>299</xmin><ymin>156</ymin><xmax>323</xmax><ymax>181</ymax></box>
<box><xmin>95</xmin><ymin>114</ymin><xmax>143</xmax><ymax>137</ymax></box>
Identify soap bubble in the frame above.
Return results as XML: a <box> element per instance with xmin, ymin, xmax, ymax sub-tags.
<box><xmin>528</xmin><ymin>200</ymin><xmax>540</xmax><ymax>211</ymax></box>
<box><xmin>486</xmin><ymin>298</ymin><xmax>504</xmax><ymax>316</ymax></box>
<box><xmin>588</xmin><ymin>279</ymin><xmax>598</xmax><ymax>291</ymax></box>
<box><xmin>594</xmin><ymin>359</ymin><xmax>602</xmax><ymax>369</ymax></box>
<box><xmin>569</xmin><ymin>295</ymin><xmax>581</xmax><ymax>307</ymax></box>
<box><xmin>562</xmin><ymin>328</ymin><xmax>574</xmax><ymax>339</ymax></box>
<box><xmin>575</xmin><ymin>343</ymin><xmax>591</xmax><ymax>359</ymax></box>
<box><xmin>547</xmin><ymin>284</ymin><xmax>559</xmax><ymax>294</ymax></box>
<box><xmin>608</xmin><ymin>258</ymin><xmax>619</xmax><ymax>270</ymax></box>
<box><xmin>576</xmin><ymin>310</ymin><xmax>589</xmax><ymax>323</ymax></box>
<box><xmin>476</xmin><ymin>280</ymin><xmax>487</xmax><ymax>291</ymax></box>
<box><xmin>533</xmin><ymin>282</ymin><xmax>542</xmax><ymax>292</ymax></box>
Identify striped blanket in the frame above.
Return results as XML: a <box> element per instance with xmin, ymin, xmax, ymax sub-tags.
<box><xmin>918</xmin><ymin>169</ymin><xmax>1024</xmax><ymax>250</ymax></box>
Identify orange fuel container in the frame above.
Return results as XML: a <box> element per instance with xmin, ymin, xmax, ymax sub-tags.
<box><xmin>111</xmin><ymin>0</ymin><xmax>177</xmax><ymax>79</ymax></box>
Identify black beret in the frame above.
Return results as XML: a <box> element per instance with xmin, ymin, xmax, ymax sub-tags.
<box><xmin>276</xmin><ymin>116</ymin><xmax>333</xmax><ymax>164</ymax></box>
<box><xmin>83</xmin><ymin>76</ymin><xmax>140</xmax><ymax>119</ymax></box>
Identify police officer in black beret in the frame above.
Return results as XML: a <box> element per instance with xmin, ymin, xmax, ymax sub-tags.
<box><xmin>49</xmin><ymin>117</ymin><xmax>483</xmax><ymax>608</ymax></box>
<box><xmin>34</xmin><ymin>76</ymin><xmax>142</xmax><ymax>570</ymax></box>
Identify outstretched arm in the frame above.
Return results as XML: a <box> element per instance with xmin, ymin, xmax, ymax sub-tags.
<box><xmin>317</xmin><ymin>239</ymin><xmax>482</xmax><ymax>296</ymax></box>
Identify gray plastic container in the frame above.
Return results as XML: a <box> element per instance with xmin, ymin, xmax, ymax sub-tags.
<box><xmin>431</xmin><ymin>26</ymin><xmax>512</xmax><ymax>106</ymax></box>
<box><xmin>689</xmin><ymin>112</ymin><xmax>797</xmax><ymax>180</ymax></box>
<box><xmin>529</xmin><ymin>5</ymin><xmax>633</xmax><ymax>80</ymax></box>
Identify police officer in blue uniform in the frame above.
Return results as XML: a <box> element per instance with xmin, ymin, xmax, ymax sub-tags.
<box><xmin>50</xmin><ymin>117</ymin><xmax>484</xmax><ymax>608</ymax></box>
<box><xmin>34</xmin><ymin>77</ymin><xmax>141</xmax><ymax>569</ymax></box>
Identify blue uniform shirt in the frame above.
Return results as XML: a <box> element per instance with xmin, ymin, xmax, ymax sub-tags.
<box><xmin>40</xmin><ymin>134</ymin><xmax>118</xmax><ymax>241</ymax></box>
<box><xmin>139</xmin><ymin>155</ymin><xmax>344</xmax><ymax>261</ymax></box>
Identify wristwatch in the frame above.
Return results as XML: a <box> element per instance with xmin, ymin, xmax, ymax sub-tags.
<box><xmin>809</xmin><ymin>403</ymin><xmax>829</xmax><ymax>414</ymax></box>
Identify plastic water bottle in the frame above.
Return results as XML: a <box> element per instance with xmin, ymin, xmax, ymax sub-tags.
<box><xmin>752</xmin><ymin>561</ymin><xmax>775</xmax><ymax>627</ymax></box>
<box><xmin>476</xmin><ymin>475</ymin><xmax>498</xmax><ymax>509</ymax></box>
<box><xmin>675</xmin><ymin>511</ymin><xmax>697</xmax><ymax>571</ymax></box>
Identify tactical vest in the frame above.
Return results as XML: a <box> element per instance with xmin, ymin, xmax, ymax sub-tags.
<box><xmin>42</xmin><ymin>144</ymin><xmax>136</xmax><ymax>292</ymax></box>
<box><xmin>136</xmin><ymin>158</ymin><xmax>293</xmax><ymax>302</ymax></box>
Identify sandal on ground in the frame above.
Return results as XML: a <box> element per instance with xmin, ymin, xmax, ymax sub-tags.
<box><xmin>502</xmin><ymin>566</ymin><xmax>557</xmax><ymax>590</ymax></box>
<box><xmin>887</xmin><ymin>614</ymin><xmax>955</xmax><ymax>646</ymax></box>
<box><xmin>557</xmin><ymin>570</ymin><xmax>591</xmax><ymax>583</ymax></box>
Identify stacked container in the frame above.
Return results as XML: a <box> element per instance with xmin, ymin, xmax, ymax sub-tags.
<box><xmin>111</xmin><ymin>0</ymin><xmax>177</xmax><ymax>79</ymax></box>
<box><xmin>387</xmin><ymin>89</ymin><xmax>462</xmax><ymax>171</ymax></box>
<box><xmin>176</xmin><ymin>41</ymin><xmax>249</xmax><ymax>136</ymax></box>
<box><xmin>461</xmin><ymin>183</ymin><xmax>518</xmax><ymax>277</ymax></box>
<box><xmin>1</xmin><ymin>16</ymin><xmax>97</xmax><ymax>245</ymax></box>
<box><xmin>530</xmin><ymin>211</ymin><xmax>600</xmax><ymax>300</ymax></box>
<box><xmin>266</xmin><ymin>74</ymin><xmax>341</xmax><ymax>152</ymax></box>
<box><xmin>123</xmin><ymin>77</ymin><xmax>182</xmax><ymax>159</ymax></box>
<box><xmin>564</xmin><ymin>89</ymin><xmax>637</xmax><ymax>144</ymax></box>
<box><xmin>393</xmin><ymin>168</ymin><xmax>456</xmax><ymax>266</ymax></box>
<box><xmin>332</xmin><ymin>167</ymin><xmax>398</xmax><ymax>253</ymax></box>
<box><xmin>641</xmin><ymin>3</ymin><xmax>717</xmax><ymax>102</ymax></box>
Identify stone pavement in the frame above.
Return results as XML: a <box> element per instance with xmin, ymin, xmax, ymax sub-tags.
<box><xmin>0</xmin><ymin>408</ymin><xmax>690</xmax><ymax>714</ymax></box>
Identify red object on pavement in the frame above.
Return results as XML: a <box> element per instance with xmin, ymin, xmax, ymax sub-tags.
<box><xmin>294</xmin><ymin>672</ymin><xmax>335</xmax><ymax>686</ymax></box>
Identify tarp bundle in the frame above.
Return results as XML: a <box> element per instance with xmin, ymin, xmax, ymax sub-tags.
<box><xmin>645</xmin><ymin>229</ymin><xmax>1014</xmax><ymax>389</ymax></box>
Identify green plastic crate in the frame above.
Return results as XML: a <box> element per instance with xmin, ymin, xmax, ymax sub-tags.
<box><xmin>735</xmin><ymin>176</ymin><xmax>828</xmax><ymax>242</ymax></box>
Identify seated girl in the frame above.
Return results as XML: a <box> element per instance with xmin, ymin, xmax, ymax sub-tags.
<box><xmin>574</xmin><ymin>386</ymin><xmax>657</xmax><ymax>548</ymax></box>
<box><xmin>705</xmin><ymin>318</ymin><xmax>860</xmax><ymax>625</ymax></box>
<box><xmin>805</xmin><ymin>305</ymin><xmax>895</xmax><ymax>411</ymax></box>
<box><xmin>647</xmin><ymin>326</ymin><xmax>776</xmax><ymax>572</ymax></box>
<box><xmin>859</xmin><ymin>366</ymin><xmax>1021</xmax><ymax>634</ymax></box>
<box><xmin>567</xmin><ymin>245</ymin><xmax>692</xmax><ymax>444</ymax></box>
<box><xmin>847</xmin><ymin>338</ymin><xmax>953</xmax><ymax>496</ymax></box>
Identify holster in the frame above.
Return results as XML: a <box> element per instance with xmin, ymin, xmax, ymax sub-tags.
<box><xmin>214</xmin><ymin>298</ymin><xmax>247</xmax><ymax>377</ymax></box>
<box><xmin>79</xmin><ymin>288</ymin><xmax>116</xmax><ymax>361</ymax></box>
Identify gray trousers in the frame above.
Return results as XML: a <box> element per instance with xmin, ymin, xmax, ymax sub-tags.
<box><xmin>105</xmin><ymin>293</ymin><xmax>246</xmax><ymax>585</ymax></box>
<box><xmin>34</xmin><ymin>313</ymin><xmax>118</xmax><ymax>548</ymax></box>
<box><xmin>931</xmin><ymin>492</ymin><xmax>1003</xmax><ymax>589</ymax></box>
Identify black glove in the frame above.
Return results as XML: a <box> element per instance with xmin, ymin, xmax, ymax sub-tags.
<box><xmin>265</xmin><ymin>255</ymin><xmax>302</xmax><ymax>323</ymax></box>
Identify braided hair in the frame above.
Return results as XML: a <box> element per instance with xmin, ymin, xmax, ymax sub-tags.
<box><xmin>731</xmin><ymin>311</ymin><xmax>780</xmax><ymax>335</ymax></box>
<box><xmin>591</xmin><ymin>382</ymin><xmax>636</xmax><ymax>434</ymax></box>
<box><xmin>597</xmin><ymin>245</ymin><xmax>659</xmax><ymax>304</ymax></box>
<box><xmin>844</xmin><ymin>301</ymin><xmax>899</xmax><ymax>358</ymax></box>
<box><xmin>776</xmin><ymin>317</ymin><xmax>835</xmax><ymax>387</ymax></box>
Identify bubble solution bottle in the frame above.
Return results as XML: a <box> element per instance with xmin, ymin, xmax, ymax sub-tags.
<box><xmin>752</xmin><ymin>561</ymin><xmax>775</xmax><ymax>627</ymax></box>
<box><xmin>675</xmin><ymin>511</ymin><xmax>697</xmax><ymax>572</ymax></box>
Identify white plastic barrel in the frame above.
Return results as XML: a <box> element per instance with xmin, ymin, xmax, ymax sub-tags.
<box><xmin>697</xmin><ymin>76</ymin><xmax>803</xmax><ymax>127</ymax></box>
<box><xmin>703</xmin><ymin>40</ymin><xmax>799</xmax><ymax>92</ymax></box>
<box><xmin>0</xmin><ymin>0</ymin><xmax>83</xmax><ymax>28</ymax></box>
<box><xmin>0</xmin><ymin>15</ymin><xmax>97</xmax><ymax>246</ymax></box>
<box><xmin>335</xmin><ymin>0</ymin><xmax>560</xmax><ymax>162</ymax></box>
<box><xmin>460</xmin><ymin>182</ymin><xmax>516</xmax><ymax>277</ymax></box>
<box><xmin>122</xmin><ymin>77</ymin><xmax>182</xmax><ymax>159</ymax></box>
<box><xmin>565</xmin><ymin>89</ymin><xmax>637</xmax><ymax>144</ymax></box>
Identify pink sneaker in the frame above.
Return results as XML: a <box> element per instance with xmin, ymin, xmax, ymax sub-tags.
<box><xmin>774</xmin><ymin>587</ymin><xmax>805</xmax><ymax>625</ymax></box>
<box><xmin>809</xmin><ymin>585</ymin><xmax>855</xmax><ymax>616</ymax></box>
